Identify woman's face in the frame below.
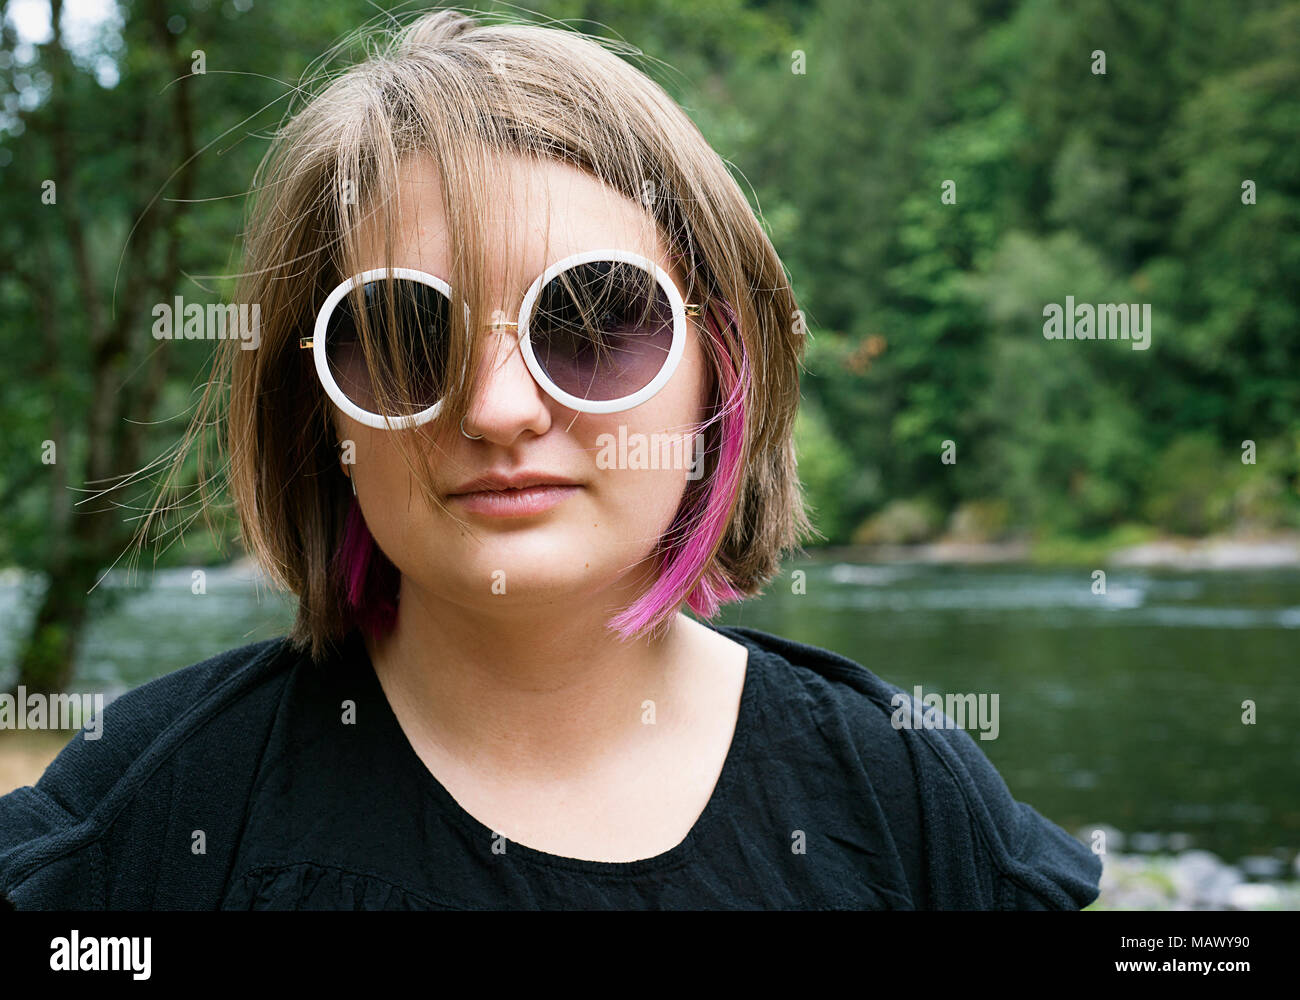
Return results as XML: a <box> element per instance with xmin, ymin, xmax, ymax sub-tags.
<box><xmin>332</xmin><ymin>154</ymin><xmax>709</xmax><ymax>616</ymax></box>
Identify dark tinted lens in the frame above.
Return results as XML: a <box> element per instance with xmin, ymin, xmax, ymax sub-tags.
<box><xmin>324</xmin><ymin>278</ymin><xmax>450</xmax><ymax>416</ymax></box>
<box><xmin>527</xmin><ymin>261</ymin><xmax>675</xmax><ymax>402</ymax></box>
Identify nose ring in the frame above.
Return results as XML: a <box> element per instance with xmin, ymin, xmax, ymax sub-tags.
<box><xmin>460</xmin><ymin>415</ymin><xmax>483</xmax><ymax>440</ymax></box>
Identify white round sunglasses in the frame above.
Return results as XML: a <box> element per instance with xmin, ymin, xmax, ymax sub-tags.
<box><xmin>299</xmin><ymin>248</ymin><xmax>701</xmax><ymax>430</ymax></box>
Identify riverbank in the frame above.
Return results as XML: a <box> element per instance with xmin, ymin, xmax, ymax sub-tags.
<box><xmin>5</xmin><ymin>534</ymin><xmax>1298</xmax><ymax>591</ymax></box>
<box><xmin>0</xmin><ymin>730</ymin><xmax>66</xmax><ymax>795</ymax></box>
<box><xmin>810</xmin><ymin>533</ymin><xmax>1300</xmax><ymax>570</ymax></box>
<box><xmin>1091</xmin><ymin>848</ymin><xmax>1300</xmax><ymax>910</ymax></box>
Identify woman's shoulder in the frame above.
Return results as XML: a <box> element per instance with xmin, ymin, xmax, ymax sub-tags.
<box><xmin>712</xmin><ymin>624</ymin><xmax>1102</xmax><ymax>910</ymax></box>
<box><xmin>38</xmin><ymin>637</ymin><xmax>296</xmax><ymax>810</ymax></box>
<box><xmin>0</xmin><ymin>636</ymin><xmax>304</xmax><ymax>909</ymax></box>
<box><xmin>713</xmin><ymin>623</ymin><xmax>932</xmax><ymax>764</ymax></box>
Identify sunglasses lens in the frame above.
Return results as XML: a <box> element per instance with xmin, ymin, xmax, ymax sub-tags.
<box><xmin>526</xmin><ymin>260</ymin><xmax>675</xmax><ymax>402</ymax></box>
<box><xmin>324</xmin><ymin>278</ymin><xmax>451</xmax><ymax>417</ymax></box>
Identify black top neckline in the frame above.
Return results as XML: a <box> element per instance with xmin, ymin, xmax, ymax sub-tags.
<box><xmin>347</xmin><ymin>623</ymin><xmax>761</xmax><ymax>877</ymax></box>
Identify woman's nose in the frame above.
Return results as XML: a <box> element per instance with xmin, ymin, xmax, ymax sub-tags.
<box><xmin>460</xmin><ymin>327</ymin><xmax>552</xmax><ymax>441</ymax></box>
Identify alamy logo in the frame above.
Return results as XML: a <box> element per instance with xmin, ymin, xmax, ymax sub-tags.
<box><xmin>890</xmin><ymin>684</ymin><xmax>1000</xmax><ymax>741</ymax></box>
<box><xmin>152</xmin><ymin>296</ymin><xmax>261</xmax><ymax>350</ymax></box>
<box><xmin>594</xmin><ymin>427</ymin><xmax>705</xmax><ymax>480</ymax></box>
<box><xmin>1043</xmin><ymin>296</ymin><xmax>1151</xmax><ymax>351</ymax></box>
<box><xmin>0</xmin><ymin>688</ymin><xmax>103</xmax><ymax>739</ymax></box>
<box><xmin>50</xmin><ymin>931</ymin><xmax>151</xmax><ymax>980</ymax></box>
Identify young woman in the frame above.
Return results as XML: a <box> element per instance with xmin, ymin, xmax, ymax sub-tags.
<box><xmin>0</xmin><ymin>9</ymin><xmax>1100</xmax><ymax>910</ymax></box>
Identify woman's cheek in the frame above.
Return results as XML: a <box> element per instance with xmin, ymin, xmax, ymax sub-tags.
<box><xmin>607</xmin><ymin>465</ymin><xmax>691</xmax><ymax>544</ymax></box>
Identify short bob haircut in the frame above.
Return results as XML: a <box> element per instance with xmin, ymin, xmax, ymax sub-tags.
<box><xmin>165</xmin><ymin>8</ymin><xmax>814</xmax><ymax>661</ymax></box>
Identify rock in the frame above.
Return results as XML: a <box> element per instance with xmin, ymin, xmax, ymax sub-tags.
<box><xmin>1172</xmin><ymin>850</ymin><xmax>1243</xmax><ymax>907</ymax></box>
<box><xmin>1239</xmin><ymin>855</ymin><xmax>1284</xmax><ymax>879</ymax></box>
<box><xmin>1131</xmin><ymin>832</ymin><xmax>1164</xmax><ymax>852</ymax></box>
<box><xmin>1228</xmin><ymin>884</ymin><xmax>1279</xmax><ymax>909</ymax></box>
<box><xmin>1090</xmin><ymin>850</ymin><xmax>1299</xmax><ymax>910</ymax></box>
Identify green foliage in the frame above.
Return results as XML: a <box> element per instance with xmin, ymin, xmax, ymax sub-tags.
<box><xmin>1142</xmin><ymin>434</ymin><xmax>1235</xmax><ymax>536</ymax></box>
<box><xmin>947</xmin><ymin>499</ymin><xmax>1013</xmax><ymax>543</ymax></box>
<box><xmin>762</xmin><ymin>0</ymin><xmax>1300</xmax><ymax>543</ymax></box>
<box><xmin>1029</xmin><ymin>523</ymin><xmax>1159</xmax><ymax>567</ymax></box>
<box><xmin>1</xmin><ymin>0</ymin><xmax>1296</xmax><ymax>620</ymax></box>
<box><xmin>792</xmin><ymin>399</ymin><xmax>854</xmax><ymax>543</ymax></box>
<box><xmin>851</xmin><ymin>497</ymin><xmax>945</xmax><ymax>545</ymax></box>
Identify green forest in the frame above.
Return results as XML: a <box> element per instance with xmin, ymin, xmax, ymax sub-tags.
<box><xmin>0</xmin><ymin>0</ymin><xmax>1296</xmax><ymax>690</ymax></box>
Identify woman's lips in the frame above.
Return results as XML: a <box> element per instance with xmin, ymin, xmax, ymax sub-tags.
<box><xmin>448</xmin><ymin>484</ymin><xmax>581</xmax><ymax>517</ymax></box>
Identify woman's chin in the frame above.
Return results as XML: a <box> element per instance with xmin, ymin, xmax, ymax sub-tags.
<box><xmin>419</xmin><ymin>553</ymin><xmax>594</xmax><ymax>591</ymax></box>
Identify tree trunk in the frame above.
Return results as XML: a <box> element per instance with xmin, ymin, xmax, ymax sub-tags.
<box><xmin>13</xmin><ymin>554</ymin><xmax>99</xmax><ymax>696</ymax></box>
<box><xmin>11</xmin><ymin>0</ymin><xmax>197</xmax><ymax>697</ymax></box>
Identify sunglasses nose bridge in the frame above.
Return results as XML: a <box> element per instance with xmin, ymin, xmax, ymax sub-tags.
<box><xmin>461</xmin><ymin>323</ymin><xmax>551</xmax><ymax>432</ymax></box>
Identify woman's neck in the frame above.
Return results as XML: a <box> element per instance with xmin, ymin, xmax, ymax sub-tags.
<box><xmin>364</xmin><ymin>576</ymin><xmax>702</xmax><ymax>781</ymax></box>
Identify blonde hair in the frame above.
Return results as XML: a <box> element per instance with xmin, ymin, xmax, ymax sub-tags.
<box><xmin>153</xmin><ymin>7</ymin><xmax>814</xmax><ymax>660</ymax></box>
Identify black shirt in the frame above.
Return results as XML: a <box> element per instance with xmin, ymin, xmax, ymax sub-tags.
<box><xmin>0</xmin><ymin>624</ymin><xmax>1101</xmax><ymax>909</ymax></box>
